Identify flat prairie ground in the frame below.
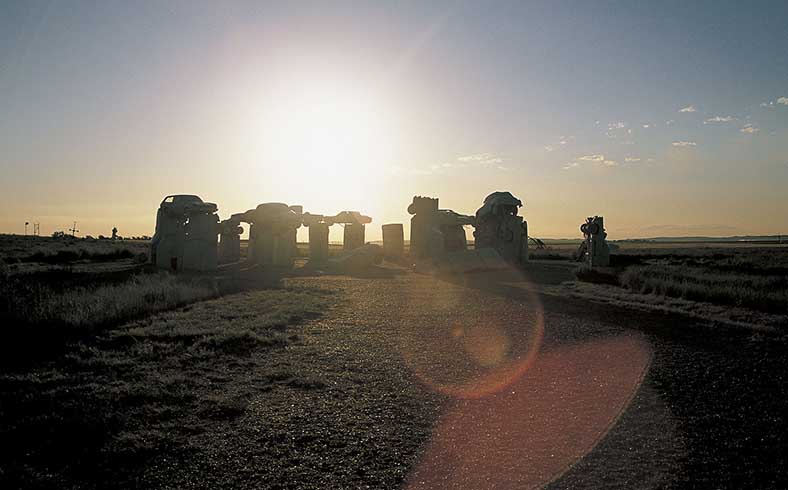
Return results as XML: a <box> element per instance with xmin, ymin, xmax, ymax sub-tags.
<box><xmin>1</xmin><ymin>237</ymin><xmax>787</xmax><ymax>489</ymax></box>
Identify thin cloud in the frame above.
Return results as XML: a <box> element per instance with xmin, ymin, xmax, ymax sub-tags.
<box><xmin>679</xmin><ymin>105</ymin><xmax>697</xmax><ymax>113</ymax></box>
<box><xmin>761</xmin><ymin>97</ymin><xmax>787</xmax><ymax>108</ymax></box>
<box><xmin>624</xmin><ymin>157</ymin><xmax>641</xmax><ymax>162</ymax></box>
<box><xmin>564</xmin><ymin>154</ymin><xmax>617</xmax><ymax>169</ymax></box>
<box><xmin>605</xmin><ymin>122</ymin><xmax>627</xmax><ymax>138</ymax></box>
<box><xmin>457</xmin><ymin>153</ymin><xmax>503</xmax><ymax>165</ymax></box>
<box><xmin>393</xmin><ymin>153</ymin><xmax>508</xmax><ymax>176</ymax></box>
<box><xmin>672</xmin><ymin>141</ymin><xmax>697</xmax><ymax>147</ymax></box>
<box><xmin>545</xmin><ymin>135</ymin><xmax>573</xmax><ymax>152</ymax></box>
<box><xmin>740</xmin><ymin>124</ymin><xmax>759</xmax><ymax>134</ymax></box>
<box><xmin>703</xmin><ymin>116</ymin><xmax>734</xmax><ymax>124</ymax></box>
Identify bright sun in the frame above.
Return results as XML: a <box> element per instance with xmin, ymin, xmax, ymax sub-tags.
<box><xmin>257</xmin><ymin>75</ymin><xmax>396</xmax><ymax>194</ymax></box>
<box><xmin>239</xmin><ymin>65</ymin><xmax>406</xmax><ymax>231</ymax></box>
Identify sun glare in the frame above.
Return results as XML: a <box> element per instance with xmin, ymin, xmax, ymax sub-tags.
<box><xmin>255</xmin><ymin>74</ymin><xmax>397</xmax><ymax>208</ymax></box>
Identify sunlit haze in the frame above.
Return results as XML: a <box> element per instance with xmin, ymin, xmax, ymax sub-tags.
<box><xmin>2</xmin><ymin>1</ymin><xmax>787</xmax><ymax>240</ymax></box>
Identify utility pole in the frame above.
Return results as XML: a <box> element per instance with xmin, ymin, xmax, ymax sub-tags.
<box><xmin>34</xmin><ymin>223</ymin><xmax>40</xmax><ymax>236</ymax></box>
<box><xmin>69</xmin><ymin>222</ymin><xmax>79</xmax><ymax>237</ymax></box>
<box><xmin>25</xmin><ymin>221</ymin><xmax>29</xmax><ymax>236</ymax></box>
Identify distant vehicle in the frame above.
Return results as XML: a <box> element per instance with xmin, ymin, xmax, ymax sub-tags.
<box><xmin>158</xmin><ymin>194</ymin><xmax>212</xmax><ymax>214</ymax></box>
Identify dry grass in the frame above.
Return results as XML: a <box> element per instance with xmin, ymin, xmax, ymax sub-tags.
<box><xmin>16</xmin><ymin>247</ymin><xmax>144</xmax><ymax>264</ymax></box>
<box><xmin>0</xmin><ymin>234</ymin><xmax>149</xmax><ymax>262</ymax></box>
<box><xmin>569</xmin><ymin>246</ymin><xmax>788</xmax><ymax>316</ymax></box>
<box><xmin>1</xmin><ymin>271</ymin><xmax>220</xmax><ymax>330</ymax></box>
<box><xmin>38</xmin><ymin>273</ymin><xmax>219</xmax><ymax>328</ymax></box>
<box><xmin>619</xmin><ymin>264</ymin><xmax>788</xmax><ymax>314</ymax></box>
<box><xmin>0</xmin><ymin>285</ymin><xmax>332</xmax><ymax>489</ymax></box>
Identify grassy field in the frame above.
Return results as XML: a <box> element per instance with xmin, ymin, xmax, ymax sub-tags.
<box><xmin>0</xmin><ymin>236</ymin><xmax>222</xmax><ymax>335</ymax></box>
<box><xmin>618</xmin><ymin>264</ymin><xmax>788</xmax><ymax>314</ymax></box>
<box><xmin>0</xmin><ymin>235</ymin><xmax>342</xmax><ymax>487</ymax></box>
<box><xmin>531</xmin><ymin>241</ymin><xmax>788</xmax><ymax>317</ymax></box>
<box><xmin>0</xmin><ymin>285</ymin><xmax>333</xmax><ymax>488</ymax></box>
<box><xmin>0</xmin><ymin>234</ymin><xmax>149</xmax><ymax>262</ymax></box>
<box><xmin>1</xmin><ymin>271</ymin><xmax>221</xmax><ymax>330</ymax></box>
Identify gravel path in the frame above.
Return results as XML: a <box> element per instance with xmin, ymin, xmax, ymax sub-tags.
<box><xmin>274</xmin><ymin>268</ymin><xmax>788</xmax><ymax>489</ymax></box>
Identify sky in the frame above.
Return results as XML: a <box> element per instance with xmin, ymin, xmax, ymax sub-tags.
<box><xmin>1</xmin><ymin>0</ymin><xmax>787</xmax><ymax>240</ymax></box>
